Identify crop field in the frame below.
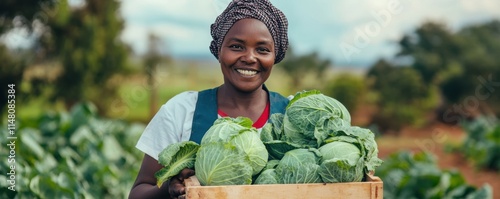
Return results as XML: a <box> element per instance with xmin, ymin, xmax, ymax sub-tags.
<box><xmin>3</xmin><ymin>62</ymin><xmax>499</xmax><ymax>198</ymax></box>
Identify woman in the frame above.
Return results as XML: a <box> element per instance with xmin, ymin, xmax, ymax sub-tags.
<box><xmin>129</xmin><ymin>0</ymin><xmax>289</xmax><ymax>198</ymax></box>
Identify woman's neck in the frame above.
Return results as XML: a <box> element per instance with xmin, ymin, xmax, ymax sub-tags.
<box><xmin>216</xmin><ymin>84</ymin><xmax>268</xmax><ymax>119</ymax></box>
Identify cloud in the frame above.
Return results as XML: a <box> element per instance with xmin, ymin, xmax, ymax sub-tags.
<box><xmin>120</xmin><ymin>0</ymin><xmax>500</xmax><ymax>66</ymax></box>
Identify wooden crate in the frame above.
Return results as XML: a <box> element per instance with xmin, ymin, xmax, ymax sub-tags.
<box><xmin>185</xmin><ymin>174</ymin><xmax>383</xmax><ymax>199</ymax></box>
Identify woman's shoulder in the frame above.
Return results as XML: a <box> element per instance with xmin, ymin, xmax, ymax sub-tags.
<box><xmin>162</xmin><ymin>91</ymin><xmax>199</xmax><ymax>108</ymax></box>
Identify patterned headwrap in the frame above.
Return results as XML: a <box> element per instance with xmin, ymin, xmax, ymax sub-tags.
<box><xmin>209</xmin><ymin>0</ymin><xmax>288</xmax><ymax>64</ymax></box>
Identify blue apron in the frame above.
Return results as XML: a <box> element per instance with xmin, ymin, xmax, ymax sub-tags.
<box><xmin>190</xmin><ymin>85</ymin><xmax>289</xmax><ymax>144</ymax></box>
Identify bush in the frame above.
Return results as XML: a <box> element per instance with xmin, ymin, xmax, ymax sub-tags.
<box><xmin>460</xmin><ymin>115</ymin><xmax>500</xmax><ymax>171</ymax></box>
<box><xmin>0</xmin><ymin>102</ymin><xmax>145</xmax><ymax>198</ymax></box>
<box><xmin>377</xmin><ymin>151</ymin><xmax>492</xmax><ymax>199</ymax></box>
<box><xmin>367</xmin><ymin>60</ymin><xmax>436</xmax><ymax>133</ymax></box>
<box><xmin>324</xmin><ymin>73</ymin><xmax>365</xmax><ymax>113</ymax></box>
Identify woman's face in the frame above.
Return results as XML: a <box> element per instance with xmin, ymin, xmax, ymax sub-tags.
<box><xmin>218</xmin><ymin>18</ymin><xmax>275</xmax><ymax>93</ymax></box>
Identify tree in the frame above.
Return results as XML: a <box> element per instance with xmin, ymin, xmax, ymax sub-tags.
<box><xmin>366</xmin><ymin>59</ymin><xmax>432</xmax><ymax>133</ymax></box>
<box><xmin>0</xmin><ymin>0</ymin><xmax>55</xmax><ymax>114</ymax></box>
<box><xmin>397</xmin><ymin>20</ymin><xmax>500</xmax><ymax>118</ymax></box>
<box><xmin>279</xmin><ymin>47</ymin><xmax>331</xmax><ymax>89</ymax></box>
<box><xmin>397</xmin><ymin>21</ymin><xmax>463</xmax><ymax>85</ymax></box>
<box><xmin>42</xmin><ymin>0</ymin><xmax>130</xmax><ymax>110</ymax></box>
<box><xmin>324</xmin><ymin>73</ymin><xmax>365</xmax><ymax>113</ymax></box>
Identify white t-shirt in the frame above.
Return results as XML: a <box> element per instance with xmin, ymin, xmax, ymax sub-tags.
<box><xmin>136</xmin><ymin>91</ymin><xmax>198</xmax><ymax>160</ymax></box>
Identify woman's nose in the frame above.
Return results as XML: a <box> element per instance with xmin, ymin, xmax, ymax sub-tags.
<box><xmin>241</xmin><ymin>50</ymin><xmax>257</xmax><ymax>64</ymax></box>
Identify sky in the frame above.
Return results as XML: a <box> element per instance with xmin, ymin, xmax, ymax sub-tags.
<box><xmin>120</xmin><ymin>0</ymin><xmax>500</xmax><ymax>68</ymax></box>
<box><xmin>9</xmin><ymin>0</ymin><xmax>495</xmax><ymax>68</ymax></box>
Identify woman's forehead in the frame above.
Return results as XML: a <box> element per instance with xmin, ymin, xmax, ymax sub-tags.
<box><xmin>224</xmin><ymin>19</ymin><xmax>273</xmax><ymax>42</ymax></box>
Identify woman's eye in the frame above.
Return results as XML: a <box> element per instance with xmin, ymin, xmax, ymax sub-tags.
<box><xmin>257</xmin><ymin>47</ymin><xmax>271</xmax><ymax>53</ymax></box>
<box><xmin>229</xmin><ymin>44</ymin><xmax>243</xmax><ymax>50</ymax></box>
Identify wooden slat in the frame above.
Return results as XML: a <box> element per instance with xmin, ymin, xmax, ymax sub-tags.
<box><xmin>185</xmin><ymin>175</ymin><xmax>383</xmax><ymax>199</ymax></box>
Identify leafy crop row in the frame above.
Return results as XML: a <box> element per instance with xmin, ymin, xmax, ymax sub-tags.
<box><xmin>460</xmin><ymin>115</ymin><xmax>500</xmax><ymax>171</ymax></box>
<box><xmin>0</xmin><ymin>102</ymin><xmax>145</xmax><ymax>198</ymax></box>
<box><xmin>377</xmin><ymin>151</ymin><xmax>492</xmax><ymax>199</ymax></box>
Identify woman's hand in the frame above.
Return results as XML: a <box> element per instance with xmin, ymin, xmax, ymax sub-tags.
<box><xmin>168</xmin><ymin>168</ymin><xmax>195</xmax><ymax>199</ymax></box>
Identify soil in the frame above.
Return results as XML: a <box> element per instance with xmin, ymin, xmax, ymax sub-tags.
<box><xmin>352</xmin><ymin>105</ymin><xmax>500</xmax><ymax>199</ymax></box>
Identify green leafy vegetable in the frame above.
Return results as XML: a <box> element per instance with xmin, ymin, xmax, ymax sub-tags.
<box><xmin>283</xmin><ymin>90</ymin><xmax>351</xmax><ymax>148</ymax></box>
<box><xmin>377</xmin><ymin>151</ymin><xmax>493</xmax><ymax>199</ymax></box>
<box><xmin>229</xmin><ymin>129</ymin><xmax>268</xmax><ymax>175</ymax></box>
<box><xmin>200</xmin><ymin>117</ymin><xmax>253</xmax><ymax>144</ymax></box>
<box><xmin>195</xmin><ymin>142</ymin><xmax>253</xmax><ymax>186</ymax></box>
<box><xmin>155</xmin><ymin>141</ymin><xmax>200</xmax><ymax>187</ymax></box>
<box><xmin>275</xmin><ymin>148</ymin><xmax>323</xmax><ymax>184</ymax></box>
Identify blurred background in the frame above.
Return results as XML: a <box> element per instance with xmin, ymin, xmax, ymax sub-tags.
<box><xmin>1</xmin><ymin>0</ymin><xmax>499</xmax><ymax>198</ymax></box>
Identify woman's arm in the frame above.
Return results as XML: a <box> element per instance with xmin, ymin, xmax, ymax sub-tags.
<box><xmin>129</xmin><ymin>154</ymin><xmax>194</xmax><ymax>199</ymax></box>
<box><xmin>129</xmin><ymin>154</ymin><xmax>169</xmax><ymax>199</ymax></box>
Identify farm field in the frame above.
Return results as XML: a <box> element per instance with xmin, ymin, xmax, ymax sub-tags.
<box><xmin>352</xmin><ymin>106</ymin><xmax>500</xmax><ymax>199</ymax></box>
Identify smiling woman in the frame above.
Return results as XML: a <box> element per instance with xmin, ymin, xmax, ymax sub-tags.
<box><xmin>128</xmin><ymin>0</ymin><xmax>290</xmax><ymax>199</ymax></box>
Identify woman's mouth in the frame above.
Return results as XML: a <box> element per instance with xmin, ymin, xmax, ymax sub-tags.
<box><xmin>236</xmin><ymin>69</ymin><xmax>258</xmax><ymax>76</ymax></box>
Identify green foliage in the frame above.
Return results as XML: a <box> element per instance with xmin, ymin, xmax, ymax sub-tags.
<box><xmin>0</xmin><ymin>45</ymin><xmax>29</xmax><ymax>114</ymax></box>
<box><xmin>397</xmin><ymin>20</ymin><xmax>500</xmax><ymax>112</ymax></box>
<box><xmin>460</xmin><ymin>116</ymin><xmax>500</xmax><ymax>171</ymax></box>
<box><xmin>367</xmin><ymin>59</ymin><xmax>433</xmax><ymax>132</ymax></box>
<box><xmin>378</xmin><ymin>151</ymin><xmax>493</xmax><ymax>199</ymax></box>
<box><xmin>0</xmin><ymin>102</ymin><xmax>145</xmax><ymax>198</ymax></box>
<box><xmin>279</xmin><ymin>47</ymin><xmax>331</xmax><ymax>89</ymax></box>
<box><xmin>41</xmin><ymin>0</ymin><xmax>130</xmax><ymax>110</ymax></box>
<box><xmin>324</xmin><ymin>73</ymin><xmax>366</xmax><ymax>113</ymax></box>
<box><xmin>0</xmin><ymin>0</ymin><xmax>56</xmax><ymax>34</ymax></box>
<box><xmin>0</xmin><ymin>0</ymin><xmax>56</xmax><ymax>113</ymax></box>
<box><xmin>155</xmin><ymin>141</ymin><xmax>199</xmax><ymax>187</ymax></box>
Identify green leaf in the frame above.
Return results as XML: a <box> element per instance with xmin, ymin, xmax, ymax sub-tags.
<box><xmin>318</xmin><ymin>156</ymin><xmax>364</xmax><ymax>183</ymax></box>
<box><xmin>286</xmin><ymin>90</ymin><xmax>322</xmax><ymax>109</ymax></box>
<box><xmin>264</xmin><ymin>140</ymin><xmax>302</xmax><ymax>160</ymax></box>
<box><xmin>275</xmin><ymin>149</ymin><xmax>322</xmax><ymax>184</ymax></box>
<box><xmin>254</xmin><ymin>169</ymin><xmax>279</xmax><ymax>184</ymax></box>
<box><xmin>155</xmin><ymin>141</ymin><xmax>200</xmax><ymax>187</ymax></box>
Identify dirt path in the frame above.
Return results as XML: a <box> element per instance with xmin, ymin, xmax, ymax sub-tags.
<box><xmin>376</xmin><ymin>123</ymin><xmax>500</xmax><ymax>199</ymax></box>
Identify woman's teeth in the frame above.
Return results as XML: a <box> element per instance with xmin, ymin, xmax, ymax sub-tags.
<box><xmin>236</xmin><ymin>69</ymin><xmax>257</xmax><ymax>76</ymax></box>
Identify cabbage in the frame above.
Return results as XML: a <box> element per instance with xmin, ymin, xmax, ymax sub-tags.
<box><xmin>155</xmin><ymin>117</ymin><xmax>267</xmax><ymax>186</ymax></box>
<box><xmin>318</xmin><ymin>126</ymin><xmax>383</xmax><ymax>182</ymax></box>
<box><xmin>275</xmin><ymin>148</ymin><xmax>323</xmax><ymax>184</ymax></box>
<box><xmin>319</xmin><ymin>141</ymin><xmax>361</xmax><ymax>165</ymax></box>
<box><xmin>229</xmin><ymin>129</ymin><xmax>268</xmax><ymax>175</ymax></box>
<box><xmin>254</xmin><ymin>169</ymin><xmax>278</xmax><ymax>184</ymax></box>
<box><xmin>195</xmin><ymin>142</ymin><xmax>253</xmax><ymax>185</ymax></box>
<box><xmin>200</xmin><ymin>117</ymin><xmax>253</xmax><ymax>144</ymax></box>
<box><xmin>253</xmin><ymin>90</ymin><xmax>382</xmax><ymax>184</ymax></box>
<box><xmin>318</xmin><ymin>141</ymin><xmax>364</xmax><ymax>182</ymax></box>
<box><xmin>283</xmin><ymin>90</ymin><xmax>351</xmax><ymax>148</ymax></box>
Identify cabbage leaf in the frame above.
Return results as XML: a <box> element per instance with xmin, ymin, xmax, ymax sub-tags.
<box><xmin>155</xmin><ymin>141</ymin><xmax>200</xmax><ymax>187</ymax></box>
<box><xmin>275</xmin><ymin>148</ymin><xmax>322</xmax><ymax>184</ymax></box>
